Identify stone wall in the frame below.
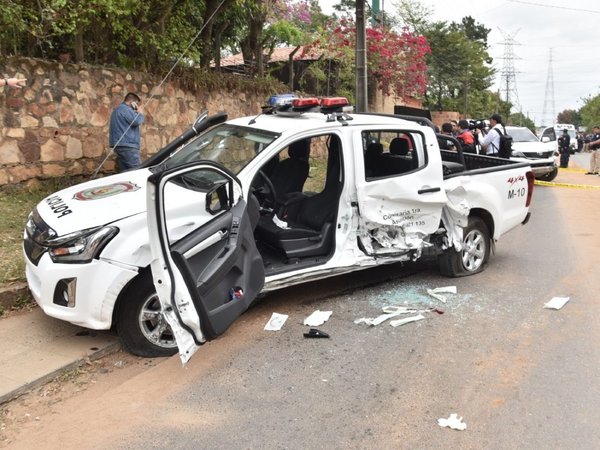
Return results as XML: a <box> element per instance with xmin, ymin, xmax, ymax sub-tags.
<box><xmin>0</xmin><ymin>57</ymin><xmax>265</xmax><ymax>186</ymax></box>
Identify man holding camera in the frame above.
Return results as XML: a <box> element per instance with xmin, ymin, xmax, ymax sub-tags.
<box><xmin>476</xmin><ymin>113</ymin><xmax>504</xmax><ymax>156</ymax></box>
<box><xmin>109</xmin><ymin>92</ymin><xmax>145</xmax><ymax>172</ymax></box>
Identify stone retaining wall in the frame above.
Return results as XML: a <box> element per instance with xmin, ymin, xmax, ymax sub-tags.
<box><xmin>0</xmin><ymin>57</ymin><xmax>264</xmax><ymax>186</ymax></box>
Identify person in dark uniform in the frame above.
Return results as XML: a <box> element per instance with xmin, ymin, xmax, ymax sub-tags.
<box><xmin>558</xmin><ymin>129</ymin><xmax>571</xmax><ymax>168</ymax></box>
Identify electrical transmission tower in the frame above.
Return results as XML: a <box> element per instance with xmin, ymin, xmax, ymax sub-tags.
<box><xmin>498</xmin><ymin>29</ymin><xmax>522</xmax><ymax>114</ymax></box>
<box><xmin>541</xmin><ymin>49</ymin><xmax>555</xmax><ymax>127</ymax></box>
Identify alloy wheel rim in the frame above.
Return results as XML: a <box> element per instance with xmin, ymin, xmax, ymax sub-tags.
<box><xmin>138</xmin><ymin>293</ymin><xmax>177</xmax><ymax>349</ymax></box>
<box><xmin>461</xmin><ymin>229</ymin><xmax>486</xmax><ymax>272</ymax></box>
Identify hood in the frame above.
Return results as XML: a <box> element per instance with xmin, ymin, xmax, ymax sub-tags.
<box><xmin>512</xmin><ymin>141</ymin><xmax>555</xmax><ymax>155</ymax></box>
<box><xmin>35</xmin><ymin>169</ymin><xmax>153</xmax><ymax>235</ymax></box>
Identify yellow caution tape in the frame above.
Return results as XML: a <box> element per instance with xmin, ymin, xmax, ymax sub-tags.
<box><xmin>535</xmin><ymin>180</ymin><xmax>600</xmax><ymax>190</ymax></box>
<box><xmin>559</xmin><ymin>167</ymin><xmax>587</xmax><ymax>173</ymax></box>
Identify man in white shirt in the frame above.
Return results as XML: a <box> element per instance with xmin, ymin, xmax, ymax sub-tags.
<box><xmin>477</xmin><ymin>114</ymin><xmax>504</xmax><ymax>156</ymax></box>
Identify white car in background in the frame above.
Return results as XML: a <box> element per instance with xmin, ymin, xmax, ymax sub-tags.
<box><xmin>506</xmin><ymin>126</ymin><xmax>558</xmax><ymax>181</ymax></box>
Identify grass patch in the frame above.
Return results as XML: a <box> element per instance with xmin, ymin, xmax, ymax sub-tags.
<box><xmin>0</xmin><ymin>178</ymin><xmax>78</xmax><ymax>284</ymax></box>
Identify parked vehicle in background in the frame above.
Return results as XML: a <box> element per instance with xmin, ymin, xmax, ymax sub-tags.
<box><xmin>506</xmin><ymin>126</ymin><xmax>558</xmax><ymax>181</ymax></box>
<box><xmin>539</xmin><ymin>123</ymin><xmax>577</xmax><ymax>154</ymax></box>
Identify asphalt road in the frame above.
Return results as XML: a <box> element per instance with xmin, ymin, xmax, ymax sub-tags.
<box><xmin>4</xmin><ymin>172</ymin><xmax>600</xmax><ymax>450</ymax></box>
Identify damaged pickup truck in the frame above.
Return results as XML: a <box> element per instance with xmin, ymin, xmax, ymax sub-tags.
<box><xmin>24</xmin><ymin>97</ymin><xmax>534</xmax><ymax>362</ymax></box>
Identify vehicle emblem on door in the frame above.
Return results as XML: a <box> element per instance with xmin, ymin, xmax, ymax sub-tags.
<box><xmin>73</xmin><ymin>182</ymin><xmax>141</xmax><ymax>201</ymax></box>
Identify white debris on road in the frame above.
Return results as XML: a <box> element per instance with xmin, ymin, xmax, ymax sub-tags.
<box><xmin>303</xmin><ymin>310</ymin><xmax>333</xmax><ymax>326</ymax></box>
<box><xmin>354</xmin><ymin>305</ymin><xmax>419</xmax><ymax>326</ymax></box>
<box><xmin>437</xmin><ymin>413</ymin><xmax>467</xmax><ymax>431</ymax></box>
<box><xmin>264</xmin><ymin>313</ymin><xmax>288</xmax><ymax>331</ymax></box>
<box><xmin>426</xmin><ymin>286</ymin><xmax>457</xmax><ymax>303</ymax></box>
<box><xmin>543</xmin><ymin>296</ymin><xmax>570</xmax><ymax>310</ymax></box>
<box><xmin>389</xmin><ymin>314</ymin><xmax>425</xmax><ymax>328</ymax></box>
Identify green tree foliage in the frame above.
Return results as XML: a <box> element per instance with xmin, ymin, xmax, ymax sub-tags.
<box><xmin>0</xmin><ymin>0</ymin><xmax>319</xmax><ymax>74</ymax></box>
<box><xmin>579</xmin><ymin>95</ymin><xmax>600</xmax><ymax>129</ymax></box>
<box><xmin>509</xmin><ymin>111</ymin><xmax>536</xmax><ymax>131</ymax></box>
<box><xmin>556</xmin><ymin>108</ymin><xmax>581</xmax><ymax>127</ymax></box>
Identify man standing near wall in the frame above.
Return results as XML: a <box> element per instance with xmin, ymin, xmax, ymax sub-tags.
<box><xmin>109</xmin><ymin>92</ymin><xmax>144</xmax><ymax>172</ymax></box>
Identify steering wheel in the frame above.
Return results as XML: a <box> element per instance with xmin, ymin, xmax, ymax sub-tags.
<box><xmin>255</xmin><ymin>170</ymin><xmax>278</xmax><ymax>209</ymax></box>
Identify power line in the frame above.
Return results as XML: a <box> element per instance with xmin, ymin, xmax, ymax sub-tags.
<box><xmin>506</xmin><ymin>0</ymin><xmax>600</xmax><ymax>14</ymax></box>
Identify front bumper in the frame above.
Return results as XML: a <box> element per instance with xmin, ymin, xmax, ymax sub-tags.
<box><xmin>24</xmin><ymin>249</ymin><xmax>138</xmax><ymax>330</ymax></box>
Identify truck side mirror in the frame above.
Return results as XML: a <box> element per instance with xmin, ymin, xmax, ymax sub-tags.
<box><xmin>541</xmin><ymin>136</ymin><xmax>550</xmax><ymax>143</ymax></box>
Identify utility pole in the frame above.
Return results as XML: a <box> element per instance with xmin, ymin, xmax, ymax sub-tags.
<box><xmin>498</xmin><ymin>28</ymin><xmax>521</xmax><ymax>121</ymax></box>
<box><xmin>356</xmin><ymin>0</ymin><xmax>368</xmax><ymax>112</ymax></box>
<box><xmin>541</xmin><ymin>49</ymin><xmax>555</xmax><ymax>127</ymax></box>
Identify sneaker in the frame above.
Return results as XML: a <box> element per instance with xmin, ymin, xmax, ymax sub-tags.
<box><xmin>586</xmin><ymin>172</ymin><xmax>596</xmax><ymax>175</ymax></box>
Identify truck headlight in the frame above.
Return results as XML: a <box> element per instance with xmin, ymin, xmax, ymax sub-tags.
<box><xmin>511</xmin><ymin>150</ymin><xmax>526</xmax><ymax>158</ymax></box>
<box><xmin>47</xmin><ymin>226</ymin><xmax>119</xmax><ymax>263</ymax></box>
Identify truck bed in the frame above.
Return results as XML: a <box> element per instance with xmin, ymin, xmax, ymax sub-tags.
<box><xmin>440</xmin><ymin>149</ymin><xmax>529</xmax><ymax>178</ymax></box>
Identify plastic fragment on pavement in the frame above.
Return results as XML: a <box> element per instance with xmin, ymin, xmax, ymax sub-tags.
<box><xmin>389</xmin><ymin>314</ymin><xmax>425</xmax><ymax>327</ymax></box>
<box><xmin>264</xmin><ymin>312</ymin><xmax>289</xmax><ymax>331</ymax></box>
<box><xmin>304</xmin><ymin>310</ymin><xmax>333</xmax><ymax>326</ymax></box>
<box><xmin>437</xmin><ymin>413</ymin><xmax>467</xmax><ymax>431</ymax></box>
<box><xmin>544</xmin><ymin>296</ymin><xmax>570</xmax><ymax>310</ymax></box>
<box><xmin>354</xmin><ymin>305</ymin><xmax>417</xmax><ymax>326</ymax></box>
<box><xmin>426</xmin><ymin>286</ymin><xmax>457</xmax><ymax>303</ymax></box>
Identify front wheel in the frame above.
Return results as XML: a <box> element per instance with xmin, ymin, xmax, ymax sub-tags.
<box><xmin>538</xmin><ymin>167</ymin><xmax>558</xmax><ymax>182</ymax></box>
<box><xmin>116</xmin><ymin>272</ymin><xmax>178</xmax><ymax>357</ymax></box>
<box><xmin>439</xmin><ymin>216</ymin><xmax>491</xmax><ymax>277</ymax></box>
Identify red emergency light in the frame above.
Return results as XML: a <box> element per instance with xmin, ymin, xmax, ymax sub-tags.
<box><xmin>320</xmin><ymin>97</ymin><xmax>349</xmax><ymax>108</ymax></box>
<box><xmin>292</xmin><ymin>97</ymin><xmax>320</xmax><ymax>108</ymax></box>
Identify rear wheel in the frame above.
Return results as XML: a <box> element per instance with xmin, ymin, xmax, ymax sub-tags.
<box><xmin>439</xmin><ymin>216</ymin><xmax>490</xmax><ymax>277</ymax></box>
<box><xmin>116</xmin><ymin>273</ymin><xmax>178</xmax><ymax>357</ymax></box>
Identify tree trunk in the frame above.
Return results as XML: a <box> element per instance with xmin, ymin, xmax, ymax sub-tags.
<box><xmin>74</xmin><ymin>32</ymin><xmax>84</xmax><ymax>63</ymax></box>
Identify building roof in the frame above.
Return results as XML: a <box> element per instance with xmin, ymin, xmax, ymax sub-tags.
<box><xmin>217</xmin><ymin>46</ymin><xmax>322</xmax><ymax>67</ymax></box>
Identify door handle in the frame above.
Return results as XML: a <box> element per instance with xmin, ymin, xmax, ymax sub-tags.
<box><xmin>418</xmin><ymin>186</ymin><xmax>441</xmax><ymax>194</ymax></box>
<box><xmin>183</xmin><ymin>230</ymin><xmax>227</xmax><ymax>259</ymax></box>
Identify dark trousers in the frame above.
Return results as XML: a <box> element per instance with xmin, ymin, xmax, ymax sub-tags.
<box><xmin>560</xmin><ymin>150</ymin><xmax>570</xmax><ymax>168</ymax></box>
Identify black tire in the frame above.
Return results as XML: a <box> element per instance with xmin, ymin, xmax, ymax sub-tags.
<box><xmin>439</xmin><ymin>216</ymin><xmax>490</xmax><ymax>277</ymax></box>
<box><xmin>538</xmin><ymin>167</ymin><xmax>558</xmax><ymax>182</ymax></box>
<box><xmin>116</xmin><ymin>272</ymin><xmax>178</xmax><ymax>357</ymax></box>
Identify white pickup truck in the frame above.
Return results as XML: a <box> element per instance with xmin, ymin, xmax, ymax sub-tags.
<box><xmin>23</xmin><ymin>97</ymin><xmax>534</xmax><ymax>362</ymax></box>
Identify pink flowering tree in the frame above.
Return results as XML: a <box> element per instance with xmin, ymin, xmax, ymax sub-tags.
<box><xmin>301</xmin><ymin>18</ymin><xmax>430</xmax><ymax>103</ymax></box>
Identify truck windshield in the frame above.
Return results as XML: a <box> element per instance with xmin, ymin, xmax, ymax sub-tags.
<box><xmin>162</xmin><ymin>124</ymin><xmax>279</xmax><ymax>174</ymax></box>
<box><xmin>507</xmin><ymin>128</ymin><xmax>538</xmax><ymax>143</ymax></box>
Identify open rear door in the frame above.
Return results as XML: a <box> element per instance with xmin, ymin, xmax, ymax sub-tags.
<box><xmin>147</xmin><ymin>163</ymin><xmax>264</xmax><ymax>363</ymax></box>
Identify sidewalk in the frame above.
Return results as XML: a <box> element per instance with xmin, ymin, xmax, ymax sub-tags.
<box><xmin>0</xmin><ymin>307</ymin><xmax>120</xmax><ymax>404</ymax></box>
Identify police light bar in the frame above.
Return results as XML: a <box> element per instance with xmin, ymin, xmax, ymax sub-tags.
<box><xmin>292</xmin><ymin>97</ymin><xmax>320</xmax><ymax>108</ymax></box>
<box><xmin>267</xmin><ymin>93</ymin><xmax>296</xmax><ymax>107</ymax></box>
<box><xmin>320</xmin><ymin>97</ymin><xmax>349</xmax><ymax>108</ymax></box>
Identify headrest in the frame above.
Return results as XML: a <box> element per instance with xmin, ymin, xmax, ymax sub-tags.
<box><xmin>390</xmin><ymin>138</ymin><xmax>409</xmax><ymax>156</ymax></box>
<box><xmin>288</xmin><ymin>140</ymin><xmax>310</xmax><ymax>161</ymax></box>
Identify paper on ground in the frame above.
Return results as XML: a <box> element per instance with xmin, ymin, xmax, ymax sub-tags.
<box><xmin>427</xmin><ymin>286</ymin><xmax>457</xmax><ymax>303</ymax></box>
<box><xmin>437</xmin><ymin>413</ymin><xmax>467</xmax><ymax>431</ymax></box>
<box><xmin>354</xmin><ymin>305</ymin><xmax>417</xmax><ymax>326</ymax></box>
<box><xmin>544</xmin><ymin>296</ymin><xmax>570</xmax><ymax>310</ymax></box>
<box><xmin>304</xmin><ymin>310</ymin><xmax>333</xmax><ymax>326</ymax></box>
<box><xmin>389</xmin><ymin>314</ymin><xmax>425</xmax><ymax>328</ymax></box>
<box><xmin>264</xmin><ymin>312</ymin><xmax>288</xmax><ymax>331</ymax></box>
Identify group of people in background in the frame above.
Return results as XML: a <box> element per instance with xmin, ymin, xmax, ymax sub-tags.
<box><xmin>438</xmin><ymin>113</ymin><xmax>508</xmax><ymax>157</ymax></box>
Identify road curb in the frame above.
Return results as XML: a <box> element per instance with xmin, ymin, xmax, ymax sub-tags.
<box><xmin>0</xmin><ymin>282</ymin><xmax>31</xmax><ymax>311</ymax></box>
<box><xmin>0</xmin><ymin>341</ymin><xmax>122</xmax><ymax>405</ymax></box>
